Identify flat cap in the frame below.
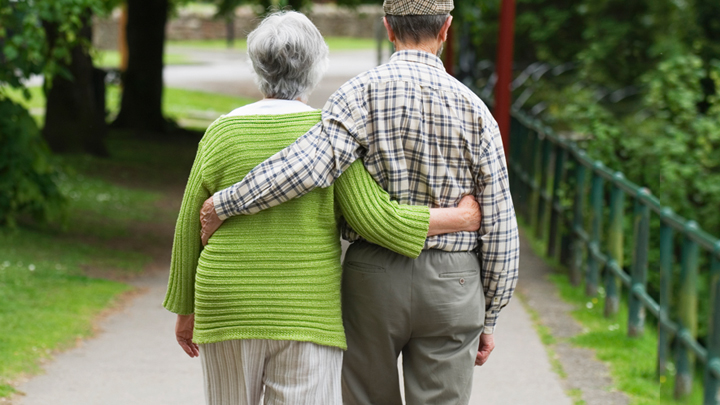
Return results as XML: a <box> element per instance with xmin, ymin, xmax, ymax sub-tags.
<box><xmin>383</xmin><ymin>0</ymin><xmax>454</xmax><ymax>15</ymax></box>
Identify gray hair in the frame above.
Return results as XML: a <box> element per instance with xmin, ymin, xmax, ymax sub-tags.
<box><xmin>385</xmin><ymin>14</ymin><xmax>449</xmax><ymax>45</ymax></box>
<box><xmin>247</xmin><ymin>11</ymin><xmax>329</xmax><ymax>101</ymax></box>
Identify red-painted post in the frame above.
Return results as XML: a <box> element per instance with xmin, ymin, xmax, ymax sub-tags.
<box><xmin>493</xmin><ymin>0</ymin><xmax>516</xmax><ymax>157</ymax></box>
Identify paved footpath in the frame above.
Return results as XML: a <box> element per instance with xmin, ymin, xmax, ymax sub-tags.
<box><xmin>14</xmin><ymin>238</ymin><xmax>572</xmax><ymax>405</ymax></box>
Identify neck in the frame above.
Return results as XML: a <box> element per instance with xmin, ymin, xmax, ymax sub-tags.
<box><xmin>263</xmin><ymin>97</ymin><xmax>307</xmax><ymax>104</ymax></box>
<box><xmin>394</xmin><ymin>40</ymin><xmax>441</xmax><ymax>56</ymax></box>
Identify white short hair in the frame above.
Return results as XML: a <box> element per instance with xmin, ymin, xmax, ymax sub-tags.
<box><xmin>247</xmin><ymin>11</ymin><xmax>329</xmax><ymax>101</ymax></box>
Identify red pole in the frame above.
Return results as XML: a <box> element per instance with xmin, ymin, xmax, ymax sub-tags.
<box><xmin>493</xmin><ymin>0</ymin><xmax>516</xmax><ymax>158</ymax></box>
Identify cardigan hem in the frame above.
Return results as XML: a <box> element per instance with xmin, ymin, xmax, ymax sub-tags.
<box><xmin>193</xmin><ymin>328</ymin><xmax>347</xmax><ymax>350</ymax></box>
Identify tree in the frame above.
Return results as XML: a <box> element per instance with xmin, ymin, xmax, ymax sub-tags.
<box><xmin>43</xmin><ymin>10</ymin><xmax>108</xmax><ymax>155</ymax></box>
<box><xmin>0</xmin><ymin>0</ymin><xmax>113</xmax><ymax>224</ymax></box>
<box><xmin>112</xmin><ymin>0</ymin><xmax>169</xmax><ymax>133</ymax></box>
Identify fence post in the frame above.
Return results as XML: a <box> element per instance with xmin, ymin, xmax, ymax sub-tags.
<box><xmin>628</xmin><ymin>190</ymin><xmax>650</xmax><ymax>337</ymax></box>
<box><xmin>570</xmin><ymin>155</ymin><xmax>587</xmax><ymax>286</ymax></box>
<box><xmin>548</xmin><ymin>146</ymin><xmax>566</xmax><ymax>260</ymax></box>
<box><xmin>528</xmin><ymin>131</ymin><xmax>540</xmax><ymax>229</ymax></box>
<box><xmin>675</xmin><ymin>222</ymin><xmax>700</xmax><ymax>399</ymax></box>
<box><xmin>586</xmin><ymin>166</ymin><xmax>604</xmax><ymax>296</ymax></box>
<box><xmin>703</xmin><ymin>244</ymin><xmax>720</xmax><ymax>405</ymax></box>
<box><xmin>605</xmin><ymin>177</ymin><xmax>625</xmax><ymax>317</ymax></box>
<box><xmin>658</xmin><ymin>212</ymin><xmax>674</xmax><ymax>377</ymax></box>
<box><xmin>535</xmin><ymin>137</ymin><xmax>552</xmax><ymax>241</ymax></box>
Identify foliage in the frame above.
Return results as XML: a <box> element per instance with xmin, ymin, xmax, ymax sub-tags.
<box><xmin>0</xmin><ymin>97</ymin><xmax>64</xmax><ymax>226</ymax></box>
<box><xmin>0</xmin><ymin>0</ymin><xmax>117</xmax><ymax>226</ymax></box>
<box><xmin>0</xmin><ymin>0</ymin><xmax>117</xmax><ymax>90</ymax></box>
<box><xmin>457</xmin><ymin>0</ymin><xmax>720</xmax><ymax>236</ymax></box>
<box><xmin>524</xmin><ymin>231</ymin><xmax>704</xmax><ymax>404</ymax></box>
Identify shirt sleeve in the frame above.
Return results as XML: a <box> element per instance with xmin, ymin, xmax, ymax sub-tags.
<box><xmin>213</xmin><ymin>92</ymin><xmax>368</xmax><ymax>220</ymax></box>
<box><xmin>334</xmin><ymin>160</ymin><xmax>430</xmax><ymax>259</ymax></box>
<box><xmin>163</xmin><ymin>142</ymin><xmax>210</xmax><ymax>315</ymax></box>
<box><xmin>475</xmin><ymin>113</ymin><xmax>520</xmax><ymax>335</ymax></box>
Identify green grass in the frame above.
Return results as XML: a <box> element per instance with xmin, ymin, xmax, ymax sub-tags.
<box><xmin>0</xmin><ymin>127</ymin><xmax>202</xmax><ymax>397</ymax></box>
<box><xmin>523</xmin><ymin>230</ymin><xmax>705</xmax><ymax>405</ymax></box>
<box><xmin>167</xmin><ymin>36</ymin><xmax>376</xmax><ymax>51</ymax></box>
<box><xmin>3</xmin><ymin>85</ymin><xmax>255</xmax><ymax>131</ymax></box>
<box><xmin>93</xmin><ymin>50</ymin><xmax>192</xmax><ymax>69</ymax></box>
<box><xmin>0</xmin><ymin>180</ymin><xmax>153</xmax><ymax>394</ymax></box>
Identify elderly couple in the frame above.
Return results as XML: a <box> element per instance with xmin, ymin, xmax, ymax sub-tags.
<box><xmin>163</xmin><ymin>1</ymin><xmax>519</xmax><ymax>404</ymax></box>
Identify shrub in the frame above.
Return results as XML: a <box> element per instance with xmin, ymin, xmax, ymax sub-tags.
<box><xmin>0</xmin><ymin>96</ymin><xmax>65</xmax><ymax>226</ymax></box>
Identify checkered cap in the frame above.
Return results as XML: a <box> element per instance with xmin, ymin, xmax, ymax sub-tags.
<box><xmin>383</xmin><ymin>0</ymin><xmax>453</xmax><ymax>15</ymax></box>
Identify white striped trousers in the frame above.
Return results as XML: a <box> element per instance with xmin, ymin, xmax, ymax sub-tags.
<box><xmin>199</xmin><ymin>339</ymin><xmax>343</xmax><ymax>405</ymax></box>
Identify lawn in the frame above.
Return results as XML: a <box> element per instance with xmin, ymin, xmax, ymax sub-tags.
<box><xmin>0</xmin><ymin>160</ymin><xmax>158</xmax><ymax>396</ymax></box>
<box><xmin>167</xmin><ymin>36</ymin><xmax>376</xmax><ymax>51</ymax></box>
<box><xmin>3</xmin><ymin>85</ymin><xmax>255</xmax><ymax>130</ymax></box>
<box><xmin>93</xmin><ymin>50</ymin><xmax>192</xmax><ymax>69</ymax></box>
<box><xmin>0</xmin><ymin>87</ymin><xmax>252</xmax><ymax>397</ymax></box>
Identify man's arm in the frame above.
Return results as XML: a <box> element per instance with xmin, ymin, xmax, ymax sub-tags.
<box><xmin>475</xmin><ymin>115</ymin><xmax>520</xmax><ymax>337</ymax></box>
<box><xmin>213</xmin><ymin>92</ymin><xmax>368</xmax><ymax>220</ymax></box>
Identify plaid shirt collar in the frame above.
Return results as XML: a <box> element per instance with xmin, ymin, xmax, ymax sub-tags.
<box><xmin>390</xmin><ymin>49</ymin><xmax>446</xmax><ymax>71</ymax></box>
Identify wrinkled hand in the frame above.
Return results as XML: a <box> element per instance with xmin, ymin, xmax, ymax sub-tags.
<box><xmin>475</xmin><ymin>333</ymin><xmax>495</xmax><ymax>366</ymax></box>
<box><xmin>457</xmin><ymin>195</ymin><xmax>481</xmax><ymax>232</ymax></box>
<box><xmin>176</xmin><ymin>314</ymin><xmax>199</xmax><ymax>358</ymax></box>
<box><xmin>201</xmin><ymin>197</ymin><xmax>224</xmax><ymax>246</ymax></box>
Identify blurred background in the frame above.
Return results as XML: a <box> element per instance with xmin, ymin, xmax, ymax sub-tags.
<box><xmin>1</xmin><ymin>0</ymin><xmax>719</xmax><ymax>404</ymax></box>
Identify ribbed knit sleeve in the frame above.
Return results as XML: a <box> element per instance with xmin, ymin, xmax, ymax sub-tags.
<box><xmin>335</xmin><ymin>160</ymin><xmax>429</xmax><ymax>259</ymax></box>
<box><xmin>163</xmin><ymin>142</ymin><xmax>210</xmax><ymax>315</ymax></box>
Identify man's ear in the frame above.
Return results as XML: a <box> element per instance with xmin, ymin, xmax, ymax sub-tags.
<box><xmin>383</xmin><ymin>17</ymin><xmax>396</xmax><ymax>43</ymax></box>
<box><xmin>438</xmin><ymin>16</ymin><xmax>453</xmax><ymax>42</ymax></box>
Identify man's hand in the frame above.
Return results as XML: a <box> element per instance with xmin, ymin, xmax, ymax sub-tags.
<box><xmin>200</xmin><ymin>197</ymin><xmax>224</xmax><ymax>246</ymax></box>
<box><xmin>176</xmin><ymin>314</ymin><xmax>199</xmax><ymax>358</ymax></box>
<box><xmin>475</xmin><ymin>333</ymin><xmax>495</xmax><ymax>366</ymax></box>
<box><xmin>457</xmin><ymin>195</ymin><xmax>481</xmax><ymax>232</ymax></box>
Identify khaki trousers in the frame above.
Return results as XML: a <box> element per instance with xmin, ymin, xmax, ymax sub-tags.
<box><xmin>341</xmin><ymin>241</ymin><xmax>484</xmax><ymax>405</ymax></box>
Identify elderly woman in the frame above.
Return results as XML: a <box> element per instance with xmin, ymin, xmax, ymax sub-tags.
<box><xmin>163</xmin><ymin>11</ymin><xmax>478</xmax><ymax>405</ymax></box>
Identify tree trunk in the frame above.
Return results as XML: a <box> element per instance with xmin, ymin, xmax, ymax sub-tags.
<box><xmin>43</xmin><ymin>12</ymin><xmax>108</xmax><ymax>156</ymax></box>
<box><xmin>112</xmin><ymin>0</ymin><xmax>168</xmax><ymax>133</ymax></box>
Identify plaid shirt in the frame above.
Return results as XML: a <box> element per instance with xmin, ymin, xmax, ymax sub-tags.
<box><xmin>213</xmin><ymin>50</ymin><xmax>519</xmax><ymax>334</ymax></box>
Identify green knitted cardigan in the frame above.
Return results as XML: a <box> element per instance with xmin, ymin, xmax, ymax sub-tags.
<box><xmin>163</xmin><ymin>111</ymin><xmax>430</xmax><ymax>349</ymax></box>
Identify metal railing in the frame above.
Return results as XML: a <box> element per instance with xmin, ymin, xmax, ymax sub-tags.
<box><xmin>493</xmin><ymin>99</ymin><xmax>720</xmax><ymax>403</ymax></box>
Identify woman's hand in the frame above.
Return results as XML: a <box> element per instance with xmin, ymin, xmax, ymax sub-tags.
<box><xmin>176</xmin><ymin>314</ymin><xmax>199</xmax><ymax>358</ymax></box>
<box><xmin>457</xmin><ymin>195</ymin><xmax>481</xmax><ymax>232</ymax></box>
<box><xmin>427</xmin><ymin>195</ymin><xmax>481</xmax><ymax>236</ymax></box>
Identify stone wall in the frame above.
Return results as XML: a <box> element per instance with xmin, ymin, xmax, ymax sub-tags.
<box><xmin>93</xmin><ymin>4</ymin><xmax>383</xmax><ymax>50</ymax></box>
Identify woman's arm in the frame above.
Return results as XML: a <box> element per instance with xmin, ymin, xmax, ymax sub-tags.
<box><xmin>334</xmin><ymin>160</ymin><xmax>480</xmax><ymax>259</ymax></box>
<box><xmin>163</xmin><ymin>143</ymin><xmax>210</xmax><ymax>315</ymax></box>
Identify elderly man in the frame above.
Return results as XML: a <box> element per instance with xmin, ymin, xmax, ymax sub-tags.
<box><xmin>200</xmin><ymin>1</ymin><xmax>519</xmax><ymax>404</ymax></box>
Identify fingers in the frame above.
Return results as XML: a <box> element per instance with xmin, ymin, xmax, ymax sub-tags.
<box><xmin>475</xmin><ymin>348</ymin><xmax>492</xmax><ymax>366</ymax></box>
<box><xmin>199</xmin><ymin>197</ymin><xmax>223</xmax><ymax>246</ymax></box>
<box><xmin>178</xmin><ymin>339</ymin><xmax>200</xmax><ymax>358</ymax></box>
<box><xmin>475</xmin><ymin>334</ymin><xmax>495</xmax><ymax>366</ymax></box>
<box><xmin>457</xmin><ymin>195</ymin><xmax>477</xmax><ymax>208</ymax></box>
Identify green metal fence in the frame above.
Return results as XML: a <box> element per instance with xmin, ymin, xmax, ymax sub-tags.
<box><xmin>501</xmin><ymin>104</ymin><xmax>720</xmax><ymax>403</ymax></box>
